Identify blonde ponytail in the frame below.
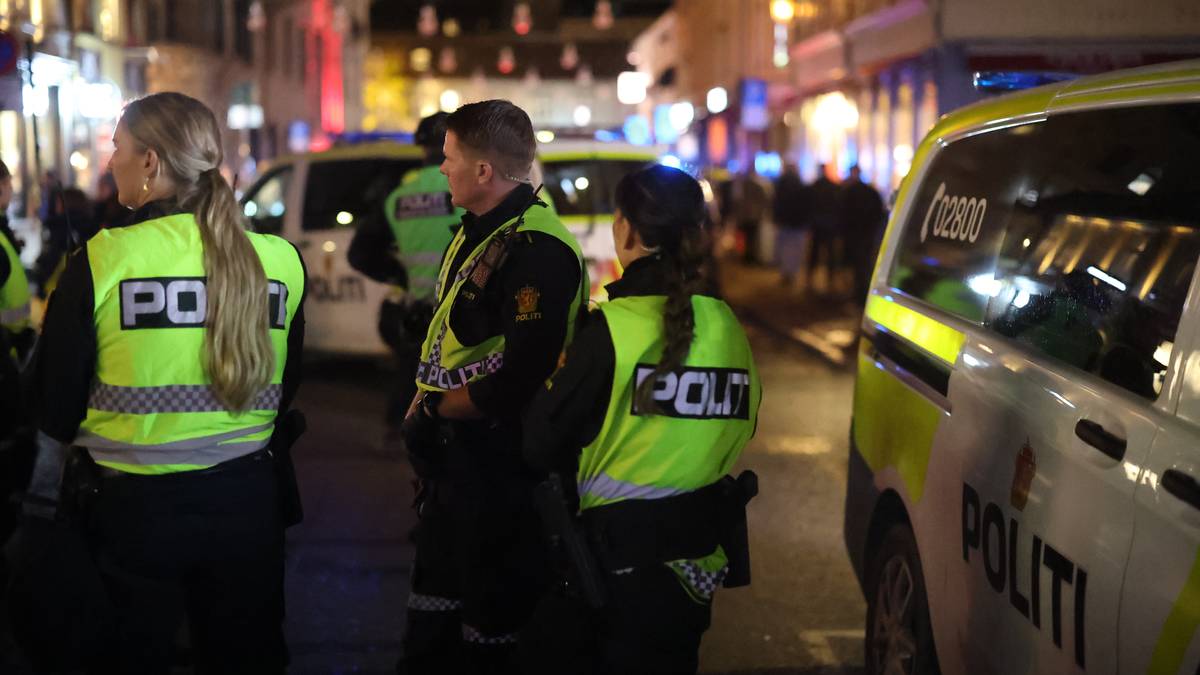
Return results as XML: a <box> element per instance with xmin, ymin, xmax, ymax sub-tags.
<box><xmin>121</xmin><ymin>93</ymin><xmax>275</xmax><ymax>413</ymax></box>
<box><xmin>193</xmin><ymin>168</ymin><xmax>275</xmax><ymax>413</ymax></box>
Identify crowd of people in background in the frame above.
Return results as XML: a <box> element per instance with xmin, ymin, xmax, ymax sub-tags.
<box><xmin>715</xmin><ymin>162</ymin><xmax>887</xmax><ymax>306</ymax></box>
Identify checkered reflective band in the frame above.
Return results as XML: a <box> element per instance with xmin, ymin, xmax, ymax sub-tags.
<box><xmin>119</xmin><ymin>277</ymin><xmax>289</xmax><ymax>330</ymax></box>
<box><xmin>461</xmin><ymin>624</ymin><xmax>518</xmax><ymax>645</ymax></box>
<box><xmin>667</xmin><ymin>559</ymin><xmax>729</xmax><ymax>602</ymax></box>
<box><xmin>406</xmin><ymin>591</ymin><xmax>463</xmax><ymax>612</ymax></box>
<box><xmin>415</xmin><ymin>353</ymin><xmax>504</xmax><ymax>390</ymax></box>
<box><xmin>632</xmin><ymin>364</ymin><xmax>753</xmax><ymax>419</ymax></box>
<box><xmin>88</xmin><ymin>383</ymin><xmax>283</xmax><ymax>414</ymax></box>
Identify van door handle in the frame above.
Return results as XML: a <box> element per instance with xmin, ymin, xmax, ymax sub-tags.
<box><xmin>1074</xmin><ymin>419</ymin><xmax>1126</xmax><ymax>461</ymax></box>
<box><xmin>1163</xmin><ymin>470</ymin><xmax>1200</xmax><ymax>511</ymax></box>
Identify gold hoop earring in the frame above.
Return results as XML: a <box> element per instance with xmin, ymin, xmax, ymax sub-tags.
<box><xmin>141</xmin><ymin>178</ymin><xmax>149</xmax><ymax>193</ymax></box>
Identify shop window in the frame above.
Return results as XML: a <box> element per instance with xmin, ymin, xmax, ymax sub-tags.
<box><xmin>986</xmin><ymin>103</ymin><xmax>1200</xmax><ymax>400</ymax></box>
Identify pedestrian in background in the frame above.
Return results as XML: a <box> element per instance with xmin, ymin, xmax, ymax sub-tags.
<box><xmin>733</xmin><ymin>169</ymin><xmax>769</xmax><ymax>264</ymax></box>
<box><xmin>521</xmin><ymin>164</ymin><xmax>761</xmax><ymax>675</ymax></box>
<box><xmin>772</xmin><ymin>163</ymin><xmax>809</xmax><ymax>288</ymax></box>
<box><xmin>15</xmin><ymin>92</ymin><xmax>306</xmax><ymax>674</ymax></box>
<box><xmin>93</xmin><ymin>172</ymin><xmax>126</xmax><ymax>230</ymax></box>
<box><xmin>806</xmin><ymin>164</ymin><xmax>841</xmax><ymax>294</ymax></box>
<box><xmin>397</xmin><ymin>99</ymin><xmax>586</xmax><ymax>675</ymax></box>
<box><xmin>33</xmin><ymin>187</ymin><xmax>96</xmax><ymax>299</ymax></box>
<box><xmin>348</xmin><ymin>112</ymin><xmax>462</xmax><ymax>435</ymax></box>
<box><xmin>839</xmin><ymin>165</ymin><xmax>886</xmax><ymax>305</ymax></box>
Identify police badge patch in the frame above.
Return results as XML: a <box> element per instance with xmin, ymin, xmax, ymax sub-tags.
<box><xmin>515</xmin><ymin>286</ymin><xmax>542</xmax><ymax>322</ymax></box>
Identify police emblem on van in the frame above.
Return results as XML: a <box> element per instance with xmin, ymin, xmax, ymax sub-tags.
<box><xmin>919</xmin><ymin>182</ymin><xmax>988</xmax><ymax>244</ymax></box>
<box><xmin>632</xmin><ymin>365</ymin><xmax>752</xmax><ymax>419</ymax></box>
<box><xmin>120</xmin><ymin>277</ymin><xmax>289</xmax><ymax>330</ymax></box>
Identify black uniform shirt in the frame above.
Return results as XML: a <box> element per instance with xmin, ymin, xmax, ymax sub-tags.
<box><xmin>35</xmin><ymin>200</ymin><xmax>307</xmax><ymax>444</ymax></box>
<box><xmin>436</xmin><ymin>183</ymin><xmax>583</xmax><ymax>421</ymax></box>
<box><xmin>522</xmin><ymin>254</ymin><xmax>715</xmax><ymax>475</ymax></box>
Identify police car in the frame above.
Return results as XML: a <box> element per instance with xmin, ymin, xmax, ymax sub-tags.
<box><xmin>844</xmin><ymin>60</ymin><xmax>1200</xmax><ymax>675</ymax></box>
<box><xmin>241</xmin><ymin>141</ymin><xmax>424</xmax><ymax>355</ymax></box>
<box><xmin>535</xmin><ymin>140</ymin><xmax>662</xmax><ymax>300</ymax></box>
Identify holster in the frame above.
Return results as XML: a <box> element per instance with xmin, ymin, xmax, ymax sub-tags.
<box><xmin>534</xmin><ymin>474</ymin><xmax>607</xmax><ymax>609</ymax></box>
<box><xmin>580</xmin><ymin>470</ymin><xmax>759</xmax><ymax>588</ymax></box>
<box><xmin>270</xmin><ymin>409</ymin><xmax>307</xmax><ymax>528</ymax></box>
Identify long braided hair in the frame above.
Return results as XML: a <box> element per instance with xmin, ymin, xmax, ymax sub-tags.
<box><xmin>615</xmin><ymin>165</ymin><xmax>714</xmax><ymax>412</ymax></box>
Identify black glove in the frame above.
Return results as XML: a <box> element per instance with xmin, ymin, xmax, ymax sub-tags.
<box><xmin>401</xmin><ymin>394</ymin><xmax>443</xmax><ymax>479</ymax></box>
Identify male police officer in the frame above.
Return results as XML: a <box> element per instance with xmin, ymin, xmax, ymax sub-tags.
<box><xmin>349</xmin><ymin>113</ymin><xmax>463</xmax><ymax>431</ymax></box>
<box><xmin>398</xmin><ymin>100</ymin><xmax>586</xmax><ymax>674</ymax></box>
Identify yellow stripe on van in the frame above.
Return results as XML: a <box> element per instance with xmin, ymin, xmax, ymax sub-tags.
<box><xmin>865</xmin><ymin>294</ymin><xmax>965</xmax><ymax>366</ymax></box>
<box><xmin>853</xmin><ymin>341</ymin><xmax>944</xmax><ymax>504</ymax></box>
<box><xmin>1148</xmin><ymin>548</ymin><xmax>1200</xmax><ymax>675</ymax></box>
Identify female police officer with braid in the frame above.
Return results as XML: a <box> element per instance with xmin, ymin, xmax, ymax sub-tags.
<box><xmin>521</xmin><ymin>164</ymin><xmax>761</xmax><ymax>674</ymax></box>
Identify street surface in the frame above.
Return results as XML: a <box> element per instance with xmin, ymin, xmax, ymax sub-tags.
<box><xmin>283</xmin><ymin>263</ymin><xmax>866</xmax><ymax>674</ymax></box>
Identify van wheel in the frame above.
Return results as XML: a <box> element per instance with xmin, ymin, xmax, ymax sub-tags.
<box><xmin>865</xmin><ymin>523</ymin><xmax>939</xmax><ymax>675</ymax></box>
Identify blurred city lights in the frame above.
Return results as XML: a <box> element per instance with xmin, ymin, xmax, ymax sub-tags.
<box><xmin>573</xmin><ymin>104</ymin><xmax>592</xmax><ymax>127</ymax></box>
<box><xmin>811</xmin><ymin>92</ymin><xmax>858</xmax><ymax>132</ymax></box>
<box><xmin>244</xmin><ymin>202</ymin><xmax>259</xmax><ymax>217</ymax></box>
<box><xmin>770</xmin><ymin>0</ymin><xmax>795</xmax><ymax>23</ymax></box>
<box><xmin>574</xmin><ymin>176</ymin><xmax>590</xmax><ymax>190</ymax></box>
<box><xmin>335</xmin><ymin>211</ymin><xmax>354</xmax><ymax>226</ymax></box>
<box><xmin>669</xmin><ymin>102</ymin><xmax>695</xmax><ymax>132</ymax></box>
<box><xmin>576</xmin><ymin>64</ymin><xmax>594</xmax><ymax>86</ymax></box>
<box><xmin>593</xmin><ymin>0</ymin><xmax>614</xmax><ymax>30</ymax></box>
<box><xmin>623</xmin><ymin>115</ymin><xmax>652</xmax><ymax>145</ymax></box>
<box><xmin>410</xmin><ymin>47</ymin><xmax>432</xmax><ymax>73</ymax></box>
<box><xmin>677</xmin><ymin>133</ymin><xmax>700</xmax><ymax>161</ymax></box>
<box><xmin>442</xmin><ymin>18</ymin><xmax>461</xmax><ymax>38</ymax></box>
<box><xmin>536</xmin><ymin>129</ymin><xmax>556</xmax><ymax>143</ymax></box>
<box><xmin>513</xmin><ymin>2</ymin><xmax>532</xmax><ymax>35</ymax></box>
<box><xmin>78</xmin><ymin>82</ymin><xmax>123</xmax><ymax>120</ymax></box>
<box><xmin>617</xmin><ymin>71</ymin><xmax>651</xmax><ymax>105</ymax></box>
<box><xmin>660</xmin><ymin>154</ymin><xmax>682</xmax><ymax>169</ymax></box>
<box><xmin>498</xmin><ymin>47</ymin><xmax>516</xmax><ymax>74</ymax></box>
<box><xmin>323</xmin><ymin>240</ymin><xmax>338</xmax><ymax>252</ymax></box>
<box><xmin>417</xmin><ymin>4</ymin><xmax>438</xmax><ymax>37</ymax></box>
<box><xmin>707</xmin><ymin>87</ymin><xmax>728</xmax><ymax>114</ymax></box>
<box><xmin>440</xmin><ymin>89</ymin><xmax>461</xmax><ymax>112</ymax></box>
<box><xmin>438</xmin><ymin>47</ymin><xmax>457</xmax><ymax>73</ymax></box>
<box><xmin>69</xmin><ymin>151</ymin><xmax>89</xmax><ymax>171</ymax></box>
<box><xmin>560</xmin><ymin>43</ymin><xmax>580</xmax><ymax>70</ymax></box>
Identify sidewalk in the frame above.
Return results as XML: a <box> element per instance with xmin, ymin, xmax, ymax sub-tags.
<box><xmin>718</xmin><ymin>255</ymin><xmax>863</xmax><ymax>368</ymax></box>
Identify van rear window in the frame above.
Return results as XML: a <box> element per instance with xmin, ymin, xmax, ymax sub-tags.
<box><xmin>888</xmin><ymin>123</ymin><xmax>1046</xmax><ymax>323</ymax></box>
<box><xmin>890</xmin><ymin>103</ymin><xmax>1200</xmax><ymax>400</ymax></box>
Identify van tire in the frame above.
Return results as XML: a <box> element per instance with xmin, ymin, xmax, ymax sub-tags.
<box><xmin>865</xmin><ymin>522</ymin><xmax>940</xmax><ymax>675</ymax></box>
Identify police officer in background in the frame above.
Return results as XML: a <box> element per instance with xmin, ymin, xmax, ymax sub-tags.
<box><xmin>349</xmin><ymin>113</ymin><xmax>462</xmax><ymax>431</ymax></box>
<box><xmin>398</xmin><ymin>99</ymin><xmax>586</xmax><ymax>674</ymax></box>
<box><xmin>521</xmin><ymin>165</ymin><xmax>761</xmax><ymax>674</ymax></box>
<box><xmin>17</xmin><ymin>92</ymin><xmax>305</xmax><ymax>673</ymax></box>
<box><xmin>0</xmin><ymin>159</ymin><xmax>32</xmax><ymax>341</ymax></box>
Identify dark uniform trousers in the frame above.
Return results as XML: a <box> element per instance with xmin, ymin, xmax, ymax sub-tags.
<box><xmin>400</xmin><ymin>421</ymin><xmax>547</xmax><ymax>675</ymax></box>
<box><xmin>87</xmin><ymin>452</ymin><xmax>286</xmax><ymax>675</ymax></box>
<box><xmin>521</xmin><ymin>564</ymin><xmax>713</xmax><ymax>675</ymax></box>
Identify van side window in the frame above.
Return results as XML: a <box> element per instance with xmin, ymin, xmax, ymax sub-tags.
<box><xmin>985</xmin><ymin>103</ymin><xmax>1200</xmax><ymax>400</ymax></box>
<box><xmin>243</xmin><ymin>166</ymin><xmax>293</xmax><ymax>235</ymax></box>
<box><xmin>888</xmin><ymin>123</ymin><xmax>1044</xmax><ymax>323</ymax></box>
<box><xmin>302</xmin><ymin>158</ymin><xmax>421</xmax><ymax>231</ymax></box>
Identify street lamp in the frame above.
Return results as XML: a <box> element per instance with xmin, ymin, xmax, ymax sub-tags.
<box><xmin>770</xmin><ymin>0</ymin><xmax>795</xmax><ymax>23</ymax></box>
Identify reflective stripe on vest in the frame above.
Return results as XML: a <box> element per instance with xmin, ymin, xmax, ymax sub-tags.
<box><xmin>576</xmin><ymin>295</ymin><xmax>760</xmax><ymax>511</ymax></box>
<box><xmin>80</xmin><ymin>213</ymin><xmax>304</xmax><ymax>475</ymax></box>
<box><xmin>0</xmin><ymin>232</ymin><xmax>32</xmax><ymax>332</ymax></box>
<box><xmin>385</xmin><ymin>165</ymin><xmax>461</xmax><ymax>304</ymax></box>
<box><xmin>415</xmin><ymin>202</ymin><xmax>586</xmax><ymax>393</ymax></box>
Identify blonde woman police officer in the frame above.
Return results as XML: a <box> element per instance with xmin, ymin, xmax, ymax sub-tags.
<box><xmin>522</xmin><ymin>164</ymin><xmax>761</xmax><ymax>674</ymax></box>
<box><xmin>21</xmin><ymin>92</ymin><xmax>305</xmax><ymax>674</ymax></box>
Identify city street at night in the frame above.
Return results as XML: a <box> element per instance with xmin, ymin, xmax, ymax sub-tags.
<box><xmin>281</xmin><ymin>263</ymin><xmax>865</xmax><ymax>674</ymax></box>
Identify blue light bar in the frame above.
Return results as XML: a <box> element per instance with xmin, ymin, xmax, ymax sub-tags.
<box><xmin>972</xmin><ymin>71</ymin><xmax>1077</xmax><ymax>93</ymax></box>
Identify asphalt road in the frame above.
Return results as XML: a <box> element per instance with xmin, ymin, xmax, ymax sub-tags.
<box><xmin>283</xmin><ymin>324</ymin><xmax>864</xmax><ymax>675</ymax></box>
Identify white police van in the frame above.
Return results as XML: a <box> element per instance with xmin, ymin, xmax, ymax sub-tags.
<box><xmin>241</xmin><ymin>141</ymin><xmax>424</xmax><ymax>355</ymax></box>
<box><xmin>845</xmin><ymin>60</ymin><xmax>1200</xmax><ymax>675</ymax></box>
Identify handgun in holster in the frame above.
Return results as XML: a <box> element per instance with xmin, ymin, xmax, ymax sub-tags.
<box><xmin>719</xmin><ymin>469</ymin><xmax>759</xmax><ymax>588</ymax></box>
<box><xmin>270</xmin><ymin>409</ymin><xmax>307</xmax><ymax>528</ymax></box>
<box><xmin>534</xmin><ymin>473</ymin><xmax>607</xmax><ymax>609</ymax></box>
